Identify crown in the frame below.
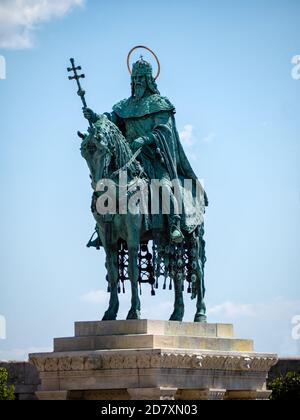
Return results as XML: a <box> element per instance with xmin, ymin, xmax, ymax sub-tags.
<box><xmin>131</xmin><ymin>56</ymin><xmax>153</xmax><ymax>78</ymax></box>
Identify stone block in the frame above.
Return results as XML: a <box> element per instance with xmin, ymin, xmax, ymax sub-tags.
<box><xmin>75</xmin><ymin>320</ymin><xmax>234</xmax><ymax>338</ymax></box>
<box><xmin>54</xmin><ymin>334</ymin><xmax>252</xmax><ymax>352</ymax></box>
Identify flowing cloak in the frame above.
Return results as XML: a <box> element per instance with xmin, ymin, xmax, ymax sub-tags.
<box><xmin>104</xmin><ymin>94</ymin><xmax>208</xmax><ymax>233</ymax></box>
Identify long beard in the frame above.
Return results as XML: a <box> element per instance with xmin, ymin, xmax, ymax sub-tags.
<box><xmin>134</xmin><ymin>84</ymin><xmax>146</xmax><ymax>99</ymax></box>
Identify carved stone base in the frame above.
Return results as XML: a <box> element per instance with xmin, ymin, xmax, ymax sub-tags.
<box><xmin>128</xmin><ymin>388</ymin><xmax>177</xmax><ymax>400</ymax></box>
<box><xmin>29</xmin><ymin>320</ymin><xmax>277</xmax><ymax>400</ymax></box>
<box><xmin>224</xmin><ymin>390</ymin><xmax>272</xmax><ymax>400</ymax></box>
<box><xmin>176</xmin><ymin>389</ymin><xmax>226</xmax><ymax>400</ymax></box>
<box><xmin>36</xmin><ymin>391</ymin><xmax>68</xmax><ymax>400</ymax></box>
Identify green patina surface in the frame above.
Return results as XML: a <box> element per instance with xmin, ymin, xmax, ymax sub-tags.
<box><xmin>69</xmin><ymin>55</ymin><xmax>208</xmax><ymax>322</ymax></box>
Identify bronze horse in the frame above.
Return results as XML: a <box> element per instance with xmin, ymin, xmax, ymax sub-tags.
<box><xmin>80</xmin><ymin>115</ymin><xmax>206</xmax><ymax>322</ymax></box>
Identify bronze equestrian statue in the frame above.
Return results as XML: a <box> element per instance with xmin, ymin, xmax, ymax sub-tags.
<box><xmin>68</xmin><ymin>46</ymin><xmax>208</xmax><ymax>322</ymax></box>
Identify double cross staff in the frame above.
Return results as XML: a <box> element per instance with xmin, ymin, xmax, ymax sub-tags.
<box><xmin>67</xmin><ymin>58</ymin><xmax>93</xmax><ymax>131</ymax></box>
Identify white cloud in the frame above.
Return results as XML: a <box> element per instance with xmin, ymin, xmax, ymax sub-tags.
<box><xmin>179</xmin><ymin>125</ymin><xmax>215</xmax><ymax>147</ymax></box>
<box><xmin>207</xmin><ymin>298</ymin><xmax>300</xmax><ymax>321</ymax></box>
<box><xmin>207</xmin><ymin>298</ymin><xmax>300</xmax><ymax>356</ymax></box>
<box><xmin>208</xmin><ymin>301</ymin><xmax>256</xmax><ymax>318</ymax></box>
<box><xmin>80</xmin><ymin>289</ymin><xmax>108</xmax><ymax>304</ymax></box>
<box><xmin>202</xmin><ymin>132</ymin><xmax>215</xmax><ymax>143</ymax></box>
<box><xmin>179</xmin><ymin>124</ymin><xmax>194</xmax><ymax>147</ymax></box>
<box><xmin>0</xmin><ymin>346</ymin><xmax>52</xmax><ymax>361</ymax></box>
<box><xmin>0</xmin><ymin>0</ymin><xmax>85</xmax><ymax>49</ymax></box>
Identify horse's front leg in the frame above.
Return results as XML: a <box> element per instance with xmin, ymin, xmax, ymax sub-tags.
<box><xmin>126</xmin><ymin>244</ymin><xmax>141</xmax><ymax>320</ymax></box>
<box><xmin>102</xmin><ymin>244</ymin><xmax>119</xmax><ymax>321</ymax></box>
<box><xmin>169</xmin><ymin>273</ymin><xmax>184</xmax><ymax>321</ymax></box>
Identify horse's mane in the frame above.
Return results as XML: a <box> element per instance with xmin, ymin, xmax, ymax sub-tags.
<box><xmin>99</xmin><ymin>117</ymin><xmax>143</xmax><ymax>178</ymax></box>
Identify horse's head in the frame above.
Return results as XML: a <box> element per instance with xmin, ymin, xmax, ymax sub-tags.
<box><xmin>80</xmin><ymin>115</ymin><xmax>113</xmax><ymax>189</ymax></box>
<box><xmin>81</xmin><ymin>114</ymin><xmax>143</xmax><ymax>191</ymax></box>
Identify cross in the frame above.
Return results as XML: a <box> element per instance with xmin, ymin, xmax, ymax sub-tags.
<box><xmin>67</xmin><ymin>58</ymin><xmax>88</xmax><ymax>109</ymax></box>
<box><xmin>67</xmin><ymin>58</ymin><xmax>93</xmax><ymax>134</ymax></box>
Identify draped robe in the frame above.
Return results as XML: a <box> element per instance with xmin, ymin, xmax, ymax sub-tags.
<box><xmin>104</xmin><ymin>94</ymin><xmax>208</xmax><ymax>233</ymax></box>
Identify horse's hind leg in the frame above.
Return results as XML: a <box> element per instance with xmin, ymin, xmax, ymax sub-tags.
<box><xmin>102</xmin><ymin>244</ymin><xmax>119</xmax><ymax>321</ymax></box>
<box><xmin>193</xmin><ymin>260</ymin><xmax>207</xmax><ymax>323</ymax></box>
<box><xmin>126</xmin><ymin>244</ymin><xmax>141</xmax><ymax>320</ymax></box>
<box><xmin>169</xmin><ymin>274</ymin><xmax>184</xmax><ymax>321</ymax></box>
<box><xmin>194</xmin><ymin>277</ymin><xmax>207</xmax><ymax>323</ymax></box>
<box><xmin>194</xmin><ymin>230</ymin><xmax>207</xmax><ymax>323</ymax></box>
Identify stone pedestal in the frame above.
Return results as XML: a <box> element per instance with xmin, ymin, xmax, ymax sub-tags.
<box><xmin>29</xmin><ymin>320</ymin><xmax>277</xmax><ymax>400</ymax></box>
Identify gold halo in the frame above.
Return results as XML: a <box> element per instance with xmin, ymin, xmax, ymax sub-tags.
<box><xmin>127</xmin><ymin>45</ymin><xmax>160</xmax><ymax>80</ymax></box>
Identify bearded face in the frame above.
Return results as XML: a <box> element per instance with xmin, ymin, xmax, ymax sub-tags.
<box><xmin>133</xmin><ymin>74</ymin><xmax>147</xmax><ymax>99</ymax></box>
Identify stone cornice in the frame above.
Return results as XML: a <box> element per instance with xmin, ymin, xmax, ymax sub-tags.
<box><xmin>30</xmin><ymin>351</ymin><xmax>278</xmax><ymax>373</ymax></box>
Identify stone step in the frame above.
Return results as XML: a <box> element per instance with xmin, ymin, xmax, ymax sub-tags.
<box><xmin>54</xmin><ymin>334</ymin><xmax>253</xmax><ymax>353</ymax></box>
<box><xmin>74</xmin><ymin>320</ymin><xmax>234</xmax><ymax>339</ymax></box>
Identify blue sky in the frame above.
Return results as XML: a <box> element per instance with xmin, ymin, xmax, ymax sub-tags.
<box><xmin>0</xmin><ymin>0</ymin><xmax>299</xmax><ymax>359</ymax></box>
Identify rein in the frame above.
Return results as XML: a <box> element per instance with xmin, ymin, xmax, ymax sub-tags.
<box><xmin>110</xmin><ymin>147</ymin><xmax>143</xmax><ymax>179</ymax></box>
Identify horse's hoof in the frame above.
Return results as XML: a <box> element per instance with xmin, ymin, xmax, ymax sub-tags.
<box><xmin>102</xmin><ymin>311</ymin><xmax>117</xmax><ymax>321</ymax></box>
<box><xmin>169</xmin><ymin>311</ymin><xmax>184</xmax><ymax>322</ymax></box>
<box><xmin>126</xmin><ymin>309</ymin><xmax>141</xmax><ymax>320</ymax></box>
<box><xmin>194</xmin><ymin>314</ymin><xmax>207</xmax><ymax>323</ymax></box>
